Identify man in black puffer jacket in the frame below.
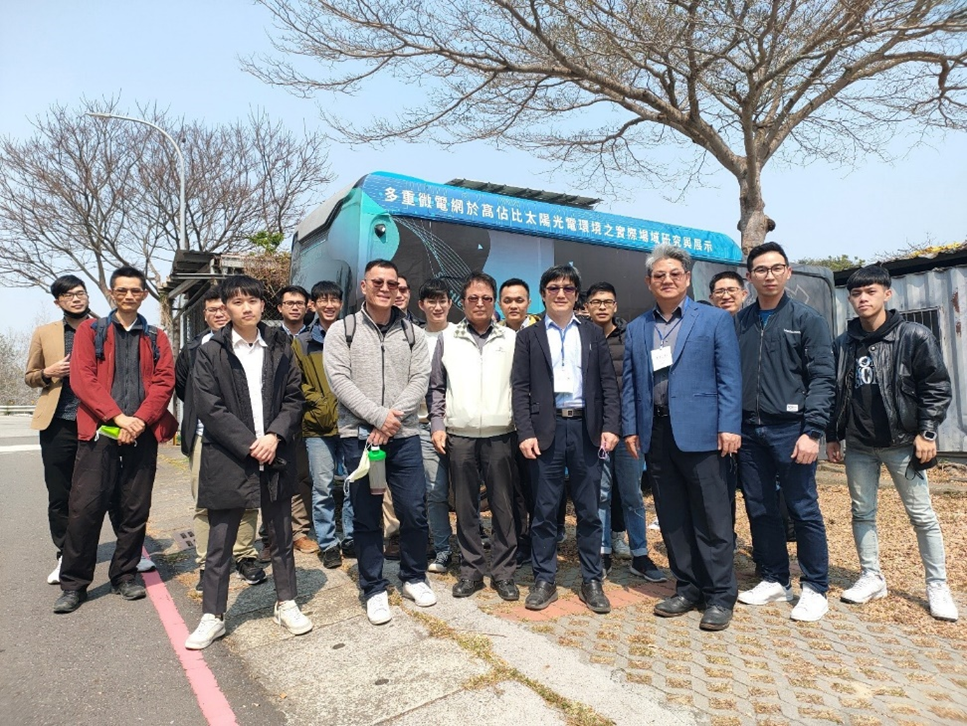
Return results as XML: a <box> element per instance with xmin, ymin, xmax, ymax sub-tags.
<box><xmin>826</xmin><ymin>265</ymin><xmax>956</xmax><ymax>622</ymax></box>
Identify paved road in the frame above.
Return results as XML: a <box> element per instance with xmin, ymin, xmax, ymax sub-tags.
<box><xmin>0</xmin><ymin>417</ymin><xmax>284</xmax><ymax>726</ymax></box>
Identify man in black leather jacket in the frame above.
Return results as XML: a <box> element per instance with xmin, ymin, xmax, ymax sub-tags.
<box><xmin>826</xmin><ymin>265</ymin><xmax>957</xmax><ymax>622</ymax></box>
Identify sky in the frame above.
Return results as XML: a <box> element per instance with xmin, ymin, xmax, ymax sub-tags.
<box><xmin>2</xmin><ymin>1</ymin><xmax>965</xmax><ymax>333</ymax></box>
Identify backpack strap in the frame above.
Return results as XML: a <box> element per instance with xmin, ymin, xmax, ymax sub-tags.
<box><xmin>93</xmin><ymin>315</ymin><xmax>160</xmax><ymax>363</ymax></box>
<box><xmin>344</xmin><ymin>312</ymin><xmax>414</xmax><ymax>349</ymax></box>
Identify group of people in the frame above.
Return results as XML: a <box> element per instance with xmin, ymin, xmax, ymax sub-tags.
<box><xmin>26</xmin><ymin>240</ymin><xmax>957</xmax><ymax>653</ymax></box>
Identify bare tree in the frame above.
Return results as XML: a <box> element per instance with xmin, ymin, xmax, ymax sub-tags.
<box><xmin>246</xmin><ymin>0</ymin><xmax>967</xmax><ymax>252</ymax></box>
<box><xmin>0</xmin><ymin>328</ymin><xmax>33</xmax><ymax>407</ymax></box>
<box><xmin>0</xmin><ymin>98</ymin><xmax>332</xmax><ymax>336</ymax></box>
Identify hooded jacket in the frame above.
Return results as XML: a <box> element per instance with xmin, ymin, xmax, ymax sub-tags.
<box><xmin>191</xmin><ymin>322</ymin><xmax>304</xmax><ymax>510</ymax></box>
<box><xmin>827</xmin><ymin>310</ymin><xmax>951</xmax><ymax>446</ymax></box>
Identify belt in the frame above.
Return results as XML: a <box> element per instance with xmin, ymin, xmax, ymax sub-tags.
<box><xmin>654</xmin><ymin>404</ymin><xmax>670</xmax><ymax>418</ymax></box>
<box><xmin>556</xmin><ymin>407</ymin><xmax>584</xmax><ymax>419</ymax></box>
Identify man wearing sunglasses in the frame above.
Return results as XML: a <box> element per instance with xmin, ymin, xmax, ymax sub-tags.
<box><xmin>511</xmin><ymin>264</ymin><xmax>620</xmax><ymax>614</ymax></box>
<box><xmin>324</xmin><ymin>259</ymin><xmax>435</xmax><ymax>625</ymax></box>
<box><xmin>735</xmin><ymin>242</ymin><xmax>835</xmax><ymax>623</ymax></box>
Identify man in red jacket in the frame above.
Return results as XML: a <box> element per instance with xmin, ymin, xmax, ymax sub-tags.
<box><xmin>53</xmin><ymin>266</ymin><xmax>177</xmax><ymax>614</ymax></box>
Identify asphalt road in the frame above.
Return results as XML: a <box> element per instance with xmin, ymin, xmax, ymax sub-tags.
<box><xmin>0</xmin><ymin>416</ymin><xmax>280</xmax><ymax>726</ymax></box>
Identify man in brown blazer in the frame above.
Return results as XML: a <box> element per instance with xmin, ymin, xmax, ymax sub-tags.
<box><xmin>25</xmin><ymin>275</ymin><xmax>94</xmax><ymax>585</ymax></box>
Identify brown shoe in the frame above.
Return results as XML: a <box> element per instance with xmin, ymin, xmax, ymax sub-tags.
<box><xmin>293</xmin><ymin>537</ymin><xmax>320</xmax><ymax>554</ymax></box>
<box><xmin>384</xmin><ymin>535</ymin><xmax>401</xmax><ymax>561</ymax></box>
<box><xmin>258</xmin><ymin>545</ymin><xmax>273</xmax><ymax>563</ymax></box>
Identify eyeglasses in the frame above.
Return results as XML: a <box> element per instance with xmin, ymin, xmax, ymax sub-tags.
<box><xmin>650</xmin><ymin>271</ymin><xmax>686</xmax><ymax>282</ymax></box>
<box><xmin>113</xmin><ymin>288</ymin><xmax>145</xmax><ymax>296</ymax></box>
<box><xmin>598</xmin><ymin>447</ymin><xmax>610</xmax><ymax>461</ymax></box>
<box><xmin>280</xmin><ymin>300</ymin><xmax>306</xmax><ymax>308</ymax></box>
<box><xmin>314</xmin><ymin>296</ymin><xmax>342</xmax><ymax>305</ymax></box>
<box><xmin>710</xmin><ymin>286</ymin><xmax>743</xmax><ymax>298</ymax></box>
<box><xmin>545</xmin><ymin>285</ymin><xmax>577</xmax><ymax>295</ymax></box>
<box><xmin>751</xmin><ymin>264</ymin><xmax>788</xmax><ymax>278</ymax></box>
<box><xmin>465</xmin><ymin>295</ymin><xmax>495</xmax><ymax>305</ymax></box>
<box><xmin>367</xmin><ymin>278</ymin><xmax>400</xmax><ymax>290</ymax></box>
<box><xmin>204</xmin><ymin>306</ymin><xmax>226</xmax><ymax>315</ymax></box>
<box><xmin>59</xmin><ymin>291</ymin><xmax>88</xmax><ymax>300</ymax></box>
<box><xmin>587</xmin><ymin>299</ymin><xmax>615</xmax><ymax>308</ymax></box>
<box><xmin>396</xmin><ymin>286</ymin><xmax>409</xmax><ymax>295</ymax></box>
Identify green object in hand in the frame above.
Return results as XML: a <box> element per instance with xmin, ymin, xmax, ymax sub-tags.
<box><xmin>98</xmin><ymin>425</ymin><xmax>121</xmax><ymax>440</ymax></box>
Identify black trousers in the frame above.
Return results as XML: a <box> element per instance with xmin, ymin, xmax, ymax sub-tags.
<box><xmin>39</xmin><ymin>418</ymin><xmax>79</xmax><ymax>558</ymax></box>
<box><xmin>510</xmin><ymin>435</ymin><xmax>532</xmax><ymax>558</ymax></box>
<box><xmin>203</xmin><ymin>475</ymin><xmax>297</xmax><ymax>615</ymax></box>
<box><xmin>60</xmin><ymin>434</ymin><xmax>158</xmax><ymax>591</ymax></box>
<box><xmin>646</xmin><ymin>416</ymin><xmax>737</xmax><ymax>609</ymax></box>
<box><xmin>531</xmin><ymin>417</ymin><xmax>603</xmax><ymax>584</ymax></box>
<box><xmin>450</xmin><ymin>433</ymin><xmax>518</xmax><ymax>581</ymax></box>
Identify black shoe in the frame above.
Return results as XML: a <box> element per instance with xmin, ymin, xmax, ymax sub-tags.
<box><xmin>602</xmin><ymin>553</ymin><xmax>612</xmax><ymax>577</ymax></box>
<box><xmin>492</xmin><ymin>579</ymin><xmax>520</xmax><ymax>601</ymax></box>
<box><xmin>384</xmin><ymin>535</ymin><xmax>401</xmax><ymax>561</ymax></box>
<box><xmin>320</xmin><ymin>545</ymin><xmax>343</xmax><ymax>569</ymax></box>
<box><xmin>525</xmin><ymin>581</ymin><xmax>558</xmax><ymax>610</ymax></box>
<box><xmin>195</xmin><ymin>569</ymin><xmax>205</xmax><ymax>593</ymax></box>
<box><xmin>258</xmin><ymin>545</ymin><xmax>273</xmax><ymax>564</ymax></box>
<box><xmin>53</xmin><ymin>589</ymin><xmax>86</xmax><ymax>614</ymax></box>
<box><xmin>340</xmin><ymin>538</ymin><xmax>356</xmax><ymax>559</ymax></box>
<box><xmin>236</xmin><ymin>558</ymin><xmax>268</xmax><ymax>585</ymax></box>
<box><xmin>480</xmin><ymin>528</ymin><xmax>491</xmax><ymax>550</ymax></box>
<box><xmin>452</xmin><ymin>578</ymin><xmax>485</xmax><ymax>598</ymax></box>
<box><xmin>700</xmin><ymin>605</ymin><xmax>733</xmax><ymax>631</ymax></box>
<box><xmin>579</xmin><ymin>580</ymin><xmax>612</xmax><ymax>614</ymax></box>
<box><xmin>629</xmin><ymin>555</ymin><xmax>667</xmax><ymax>583</ymax></box>
<box><xmin>654</xmin><ymin>594</ymin><xmax>698</xmax><ymax>618</ymax></box>
<box><xmin>112</xmin><ymin>580</ymin><xmax>146</xmax><ymax>601</ymax></box>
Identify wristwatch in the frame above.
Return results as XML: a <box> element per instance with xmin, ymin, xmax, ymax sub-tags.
<box><xmin>921</xmin><ymin>430</ymin><xmax>937</xmax><ymax>442</ymax></box>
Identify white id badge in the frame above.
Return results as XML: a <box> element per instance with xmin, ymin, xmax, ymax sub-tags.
<box><xmin>553</xmin><ymin>366</ymin><xmax>574</xmax><ymax>393</ymax></box>
<box><xmin>651</xmin><ymin>346</ymin><xmax>673</xmax><ymax>371</ymax></box>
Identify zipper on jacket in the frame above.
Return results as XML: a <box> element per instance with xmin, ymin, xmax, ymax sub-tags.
<box><xmin>754</xmin><ymin>320</ymin><xmax>765</xmax><ymax>425</ymax></box>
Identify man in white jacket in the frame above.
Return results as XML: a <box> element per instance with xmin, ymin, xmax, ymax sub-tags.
<box><xmin>429</xmin><ymin>271</ymin><xmax>520</xmax><ymax>601</ymax></box>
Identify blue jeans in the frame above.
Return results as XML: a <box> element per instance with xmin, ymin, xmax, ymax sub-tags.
<box><xmin>344</xmin><ymin>435</ymin><xmax>428</xmax><ymax>598</ymax></box>
<box><xmin>845</xmin><ymin>442</ymin><xmax>947</xmax><ymax>585</ymax></box>
<box><xmin>739</xmin><ymin>421</ymin><xmax>829</xmax><ymax>594</ymax></box>
<box><xmin>306</xmin><ymin>436</ymin><xmax>354</xmax><ymax>551</ymax></box>
<box><xmin>598</xmin><ymin>444</ymin><xmax>648</xmax><ymax>556</ymax></box>
<box><xmin>420</xmin><ymin>425</ymin><xmax>452</xmax><ymax>553</ymax></box>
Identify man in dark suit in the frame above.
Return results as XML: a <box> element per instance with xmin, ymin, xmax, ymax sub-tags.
<box><xmin>511</xmin><ymin>264</ymin><xmax>620</xmax><ymax>614</ymax></box>
<box><xmin>622</xmin><ymin>245</ymin><xmax>742</xmax><ymax>630</ymax></box>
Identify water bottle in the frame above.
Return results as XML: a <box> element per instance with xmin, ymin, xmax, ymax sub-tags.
<box><xmin>367</xmin><ymin>446</ymin><xmax>387</xmax><ymax>496</ymax></box>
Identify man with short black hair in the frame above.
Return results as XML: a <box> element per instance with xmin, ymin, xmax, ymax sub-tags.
<box><xmin>708</xmin><ymin>272</ymin><xmax>748</xmax><ymax>315</ymax></box>
<box><xmin>53</xmin><ymin>266</ymin><xmax>178</xmax><ymax>614</ymax></box>
<box><xmin>176</xmin><ymin>287</ymin><xmax>265</xmax><ymax>591</ymax></box>
<box><xmin>512</xmin><ymin>264</ymin><xmax>620</xmax><ymax>614</ymax></box>
<box><xmin>293</xmin><ymin>280</ymin><xmax>355</xmax><ymax>569</ymax></box>
<box><xmin>499</xmin><ymin>279</ymin><xmax>540</xmax><ymax>332</ymax></box>
<box><xmin>26</xmin><ymin>275</ymin><xmax>95</xmax><ymax>584</ymax></box>
<box><xmin>325</xmin><ymin>259</ymin><xmax>435</xmax><ymax>625</ymax></box>
<box><xmin>394</xmin><ymin>274</ymin><xmax>425</xmax><ymax>328</ymax></box>
<box><xmin>827</xmin><ymin>265</ymin><xmax>957</xmax><ymax>621</ymax></box>
<box><xmin>430</xmin><ymin>272</ymin><xmax>519</xmax><ymax>600</ymax></box>
<box><xmin>736</xmin><ymin>242</ymin><xmax>835</xmax><ymax>623</ymax></box>
<box><xmin>277</xmin><ymin>285</ymin><xmax>311</xmax><ymax>337</ymax></box>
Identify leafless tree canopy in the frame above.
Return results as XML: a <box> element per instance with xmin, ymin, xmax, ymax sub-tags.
<box><xmin>0</xmin><ymin>99</ymin><xmax>331</xmax><ymax>302</ymax></box>
<box><xmin>247</xmin><ymin>0</ymin><xmax>967</xmax><ymax>251</ymax></box>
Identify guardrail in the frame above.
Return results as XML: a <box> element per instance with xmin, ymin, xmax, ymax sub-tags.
<box><xmin>0</xmin><ymin>405</ymin><xmax>33</xmax><ymax>416</ymax></box>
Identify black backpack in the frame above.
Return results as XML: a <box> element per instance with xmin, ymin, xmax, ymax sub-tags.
<box><xmin>343</xmin><ymin>313</ymin><xmax>416</xmax><ymax>349</ymax></box>
<box><xmin>92</xmin><ymin>316</ymin><xmax>161</xmax><ymax>363</ymax></box>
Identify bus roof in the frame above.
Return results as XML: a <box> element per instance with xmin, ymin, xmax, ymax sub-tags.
<box><xmin>297</xmin><ymin>171</ymin><xmax>742</xmax><ymax>263</ymax></box>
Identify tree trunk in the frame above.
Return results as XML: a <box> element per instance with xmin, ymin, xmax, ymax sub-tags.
<box><xmin>736</xmin><ymin>166</ymin><xmax>774</xmax><ymax>256</ymax></box>
<box><xmin>159</xmin><ymin>292</ymin><xmax>179</xmax><ymax>358</ymax></box>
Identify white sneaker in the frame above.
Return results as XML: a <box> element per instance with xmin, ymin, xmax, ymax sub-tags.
<box><xmin>47</xmin><ymin>557</ymin><xmax>62</xmax><ymax>585</ymax></box>
<box><xmin>366</xmin><ymin>591</ymin><xmax>393</xmax><ymax>625</ymax></box>
<box><xmin>274</xmin><ymin>600</ymin><xmax>313</xmax><ymax>635</ymax></box>
<box><xmin>185</xmin><ymin>614</ymin><xmax>226</xmax><ymax>650</ymax></box>
<box><xmin>841</xmin><ymin>572</ymin><xmax>888</xmax><ymax>604</ymax></box>
<box><xmin>136</xmin><ymin>556</ymin><xmax>156</xmax><ymax>572</ymax></box>
<box><xmin>738</xmin><ymin>579</ymin><xmax>794</xmax><ymax>605</ymax></box>
<box><xmin>648</xmin><ymin>518</ymin><xmax>661</xmax><ymax>531</ymax></box>
<box><xmin>611</xmin><ymin>533</ymin><xmax>632</xmax><ymax>559</ymax></box>
<box><xmin>791</xmin><ymin>584</ymin><xmax>829</xmax><ymax>622</ymax></box>
<box><xmin>927</xmin><ymin>582</ymin><xmax>959</xmax><ymax>622</ymax></box>
<box><xmin>401</xmin><ymin>579</ymin><xmax>438</xmax><ymax>607</ymax></box>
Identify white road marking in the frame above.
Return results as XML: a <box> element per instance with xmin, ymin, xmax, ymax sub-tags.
<box><xmin>0</xmin><ymin>444</ymin><xmax>41</xmax><ymax>453</ymax></box>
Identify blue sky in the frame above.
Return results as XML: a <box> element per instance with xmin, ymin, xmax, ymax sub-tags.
<box><xmin>2</xmin><ymin>1</ymin><xmax>965</xmax><ymax>332</ymax></box>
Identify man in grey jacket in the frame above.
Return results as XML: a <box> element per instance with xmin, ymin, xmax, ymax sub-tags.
<box><xmin>324</xmin><ymin>259</ymin><xmax>435</xmax><ymax>625</ymax></box>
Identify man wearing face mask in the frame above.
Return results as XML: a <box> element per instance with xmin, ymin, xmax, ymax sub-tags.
<box><xmin>26</xmin><ymin>275</ymin><xmax>96</xmax><ymax>585</ymax></box>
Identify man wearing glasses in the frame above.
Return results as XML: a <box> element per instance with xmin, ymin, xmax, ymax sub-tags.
<box><xmin>622</xmin><ymin>247</ymin><xmax>741</xmax><ymax>631</ymax></box>
<box><xmin>429</xmin><ymin>272</ymin><xmax>519</xmax><ymax>601</ymax></box>
<box><xmin>708</xmin><ymin>272</ymin><xmax>748</xmax><ymax>314</ymax></box>
<box><xmin>324</xmin><ymin>259</ymin><xmax>435</xmax><ymax>625</ymax></box>
<box><xmin>511</xmin><ymin>264</ymin><xmax>620</xmax><ymax>614</ymax></box>
<box><xmin>26</xmin><ymin>276</ymin><xmax>95</xmax><ymax>585</ymax></box>
<box><xmin>277</xmin><ymin>286</ymin><xmax>311</xmax><ymax>337</ymax></box>
<box><xmin>735</xmin><ymin>242</ymin><xmax>835</xmax><ymax>622</ymax></box>
<box><xmin>53</xmin><ymin>266</ymin><xmax>178</xmax><ymax>613</ymax></box>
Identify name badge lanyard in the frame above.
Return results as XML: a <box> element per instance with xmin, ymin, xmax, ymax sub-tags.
<box><xmin>656</xmin><ymin>316</ymin><xmax>683</xmax><ymax>349</ymax></box>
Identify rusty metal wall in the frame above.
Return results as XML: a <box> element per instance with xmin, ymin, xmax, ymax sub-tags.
<box><xmin>834</xmin><ymin>267</ymin><xmax>967</xmax><ymax>454</ymax></box>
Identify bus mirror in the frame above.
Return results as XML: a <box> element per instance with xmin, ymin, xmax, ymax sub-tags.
<box><xmin>374</xmin><ymin>223</ymin><xmax>386</xmax><ymax>237</ymax></box>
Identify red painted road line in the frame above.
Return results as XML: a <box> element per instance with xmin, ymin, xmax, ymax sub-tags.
<box><xmin>141</xmin><ymin>549</ymin><xmax>239</xmax><ymax>726</ymax></box>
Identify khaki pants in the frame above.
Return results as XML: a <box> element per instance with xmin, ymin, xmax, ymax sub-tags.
<box><xmin>190</xmin><ymin>438</ymin><xmax>258</xmax><ymax>566</ymax></box>
<box><xmin>383</xmin><ymin>488</ymin><xmax>400</xmax><ymax>538</ymax></box>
